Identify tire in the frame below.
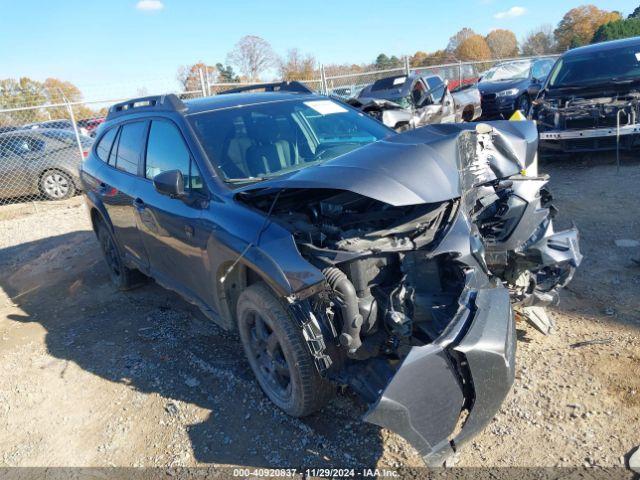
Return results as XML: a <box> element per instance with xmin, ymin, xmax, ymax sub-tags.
<box><xmin>237</xmin><ymin>283</ymin><xmax>335</xmax><ymax>417</ymax></box>
<box><xmin>40</xmin><ymin>169</ymin><xmax>76</xmax><ymax>200</ymax></box>
<box><xmin>96</xmin><ymin>220</ymin><xmax>145</xmax><ymax>290</ymax></box>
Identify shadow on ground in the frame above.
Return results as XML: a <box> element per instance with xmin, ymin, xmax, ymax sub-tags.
<box><xmin>0</xmin><ymin>231</ymin><xmax>385</xmax><ymax>468</ymax></box>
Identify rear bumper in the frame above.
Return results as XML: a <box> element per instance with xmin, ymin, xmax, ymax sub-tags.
<box><xmin>364</xmin><ymin>282</ymin><xmax>515</xmax><ymax>465</ymax></box>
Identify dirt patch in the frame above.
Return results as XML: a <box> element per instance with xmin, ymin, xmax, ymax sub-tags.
<box><xmin>0</xmin><ymin>154</ymin><xmax>639</xmax><ymax>470</ymax></box>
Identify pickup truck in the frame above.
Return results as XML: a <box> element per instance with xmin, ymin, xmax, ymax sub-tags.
<box><xmin>348</xmin><ymin>73</ymin><xmax>482</xmax><ymax>131</ymax></box>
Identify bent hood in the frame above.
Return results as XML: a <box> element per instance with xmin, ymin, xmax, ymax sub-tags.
<box><xmin>236</xmin><ymin>120</ymin><xmax>538</xmax><ymax>207</ymax></box>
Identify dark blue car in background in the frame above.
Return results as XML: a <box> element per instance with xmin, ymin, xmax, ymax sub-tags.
<box><xmin>479</xmin><ymin>58</ymin><xmax>556</xmax><ymax>119</ymax></box>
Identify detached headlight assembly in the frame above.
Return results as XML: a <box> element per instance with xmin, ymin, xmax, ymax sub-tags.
<box><xmin>496</xmin><ymin>88</ymin><xmax>520</xmax><ymax>97</ymax></box>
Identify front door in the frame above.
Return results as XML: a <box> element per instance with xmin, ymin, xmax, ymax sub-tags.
<box><xmin>134</xmin><ymin>119</ymin><xmax>210</xmax><ymax>305</ymax></box>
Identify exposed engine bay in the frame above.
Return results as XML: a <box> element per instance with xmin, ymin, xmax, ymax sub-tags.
<box><xmin>236</xmin><ymin>120</ymin><xmax>582</xmax><ymax>464</ymax></box>
<box><xmin>533</xmin><ymin>90</ymin><xmax>640</xmax><ymax>154</ymax></box>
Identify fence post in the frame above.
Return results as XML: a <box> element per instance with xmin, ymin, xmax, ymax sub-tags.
<box><xmin>320</xmin><ymin>64</ymin><xmax>328</xmax><ymax>95</ymax></box>
<box><xmin>458</xmin><ymin>61</ymin><xmax>463</xmax><ymax>88</ymax></box>
<box><xmin>198</xmin><ymin>67</ymin><xmax>208</xmax><ymax>97</ymax></box>
<box><xmin>62</xmin><ymin>95</ymin><xmax>85</xmax><ymax>162</ymax></box>
<box><xmin>404</xmin><ymin>56</ymin><xmax>410</xmax><ymax>75</ymax></box>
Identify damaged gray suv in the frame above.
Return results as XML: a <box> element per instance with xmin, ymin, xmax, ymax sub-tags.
<box><xmin>81</xmin><ymin>84</ymin><xmax>582</xmax><ymax>464</ymax></box>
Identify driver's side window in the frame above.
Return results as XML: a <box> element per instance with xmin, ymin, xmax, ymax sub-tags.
<box><xmin>145</xmin><ymin>120</ymin><xmax>204</xmax><ymax>194</ymax></box>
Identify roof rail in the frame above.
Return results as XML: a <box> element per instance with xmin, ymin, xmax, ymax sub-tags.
<box><xmin>106</xmin><ymin>94</ymin><xmax>186</xmax><ymax>120</ymax></box>
<box><xmin>218</xmin><ymin>81</ymin><xmax>314</xmax><ymax>95</ymax></box>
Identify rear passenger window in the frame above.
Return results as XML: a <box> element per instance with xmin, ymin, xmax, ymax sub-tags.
<box><xmin>145</xmin><ymin>120</ymin><xmax>205</xmax><ymax>194</ymax></box>
<box><xmin>96</xmin><ymin>128</ymin><xmax>117</xmax><ymax>162</ymax></box>
<box><xmin>114</xmin><ymin>122</ymin><xmax>146</xmax><ymax>175</ymax></box>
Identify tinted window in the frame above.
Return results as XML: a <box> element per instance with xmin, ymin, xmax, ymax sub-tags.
<box><xmin>114</xmin><ymin>122</ymin><xmax>146</xmax><ymax>175</ymax></box>
<box><xmin>145</xmin><ymin>121</ymin><xmax>190</xmax><ymax>180</ymax></box>
<box><xmin>145</xmin><ymin>120</ymin><xmax>204</xmax><ymax>193</ymax></box>
<box><xmin>96</xmin><ymin>128</ymin><xmax>117</xmax><ymax>162</ymax></box>
<box><xmin>0</xmin><ymin>136</ymin><xmax>44</xmax><ymax>156</ymax></box>
<box><xmin>549</xmin><ymin>45</ymin><xmax>640</xmax><ymax>87</ymax></box>
<box><xmin>531</xmin><ymin>60</ymin><xmax>553</xmax><ymax>80</ymax></box>
<box><xmin>425</xmin><ymin>77</ymin><xmax>446</xmax><ymax>100</ymax></box>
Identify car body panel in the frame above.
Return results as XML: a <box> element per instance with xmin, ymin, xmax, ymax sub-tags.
<box><xmin>365</xmin><ymin>276</ymin><xmax>514</xmax><ymax>465</ymax></box>
<box><xmin>0</xmin><ymin>129</ymin><xmax>86</xmax><ymax>199</ymax></box>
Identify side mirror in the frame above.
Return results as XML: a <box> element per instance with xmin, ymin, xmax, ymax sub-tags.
<box><xmin>527</xmin><ymin>83</ymin><xmax>542</xmax><ymax>99</ymax></box>
<box><xmin>153</xmin><ymin>169</ymin><xmax>184</xmax><ymax>198</ymax></box>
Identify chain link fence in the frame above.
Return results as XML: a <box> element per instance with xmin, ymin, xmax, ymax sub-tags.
<box><xmin>0</xmin><ymin>55</ymin><xmax>559</xmax><ymax>208</ymax></box>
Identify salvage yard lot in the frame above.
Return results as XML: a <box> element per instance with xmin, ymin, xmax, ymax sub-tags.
<box><xmin>0</xmin><ymin>155</ymin><xmax>638</xmax><ymax>469</ymax></box>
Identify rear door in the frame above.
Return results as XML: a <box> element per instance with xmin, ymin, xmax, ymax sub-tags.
<box><xmin>99</xmin><ymin>121</ymin><xmax>150</xmax><ymax>270</ymax></box>
<box><xmin>134</xmin><ymin>118</ymin><xmax>210</xmax><ymax>304</ymax></box>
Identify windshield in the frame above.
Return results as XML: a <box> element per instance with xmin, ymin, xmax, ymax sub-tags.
<box><xmin>483</xmin><ymin>61</ymin><xmax>532</xmax><ymax>81</ymax></box>
<box><xmin>548</xmin><ymin>45</ymin><xmax>640</xmax><ymax>88</ymax></box>
<box><xmin>384</xmin><ymin>96</ymin><xmax>412</xmax><ymax>108</ymax></box>
<box><xmin>188</xmin><ymin>98</ymin><xmax>392</xmax><ymax>183</ymax></box>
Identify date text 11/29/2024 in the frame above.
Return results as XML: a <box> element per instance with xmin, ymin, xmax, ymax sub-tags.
<box><xmin>232</xmin><ymin>468</ymin><xmax>399</xmax><ymax>477</ymax></box>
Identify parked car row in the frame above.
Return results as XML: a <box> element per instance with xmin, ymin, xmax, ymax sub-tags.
<box><xmin>0</xmin><ymin>128</ymin><xmax>93</xmax><ymax>201</ymax></box>
<box><xmin>22</xmin><ymin>116</ymin><xmax>105</xmax><ymax>138</ymax></box>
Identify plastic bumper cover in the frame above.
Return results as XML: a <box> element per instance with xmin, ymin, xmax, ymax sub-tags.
<box><xmin>364</xmin><ymin>283</ymin><xmax>515</xmax><ymax>465</ymax></box>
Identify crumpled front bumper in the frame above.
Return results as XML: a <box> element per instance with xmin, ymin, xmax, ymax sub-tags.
<box><xmin>364</xmin><ymin>282</ymin><xmax>515</xmax><ymax>465</ymax></box>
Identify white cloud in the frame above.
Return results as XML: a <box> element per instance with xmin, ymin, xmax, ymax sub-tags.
<box><xmin>136</xmin><ymin>0</ymin><xmax>164</xmax><ymax>11</ymax></box>
<box><xmin>494</xmin><ymin>6</ymin><xmax>527</xmax><ymax>19</ymax></box>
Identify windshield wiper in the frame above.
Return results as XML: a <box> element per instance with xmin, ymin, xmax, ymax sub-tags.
<box><xmin>225</xmin><ymin>177</ymin><xmax>272</xmax><ymax>184</ymax></box>
<box><xmin>610</xmin><ymin>77</ymin><xmax>640</xmax><ymax>85</ymax></box>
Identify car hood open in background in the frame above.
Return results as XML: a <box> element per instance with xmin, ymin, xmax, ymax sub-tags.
<box><xmin>236</xmin><ymin>121</ymin><xmax>539</xmax><ymax>206</ymax></box>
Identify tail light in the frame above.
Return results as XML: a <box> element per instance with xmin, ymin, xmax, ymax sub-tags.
<box><xmin>82</xmin><ymin>150</ymin><xmax>89</xmax><ymax>158</ymax></box>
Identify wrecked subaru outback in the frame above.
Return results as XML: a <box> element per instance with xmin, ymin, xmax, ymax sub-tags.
<box><xmin>81</xmin><ymin>89</ymin><xmax>580</xmax><ymax>465</ymax></box>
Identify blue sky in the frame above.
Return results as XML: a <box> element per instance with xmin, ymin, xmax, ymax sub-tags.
<box><xmin>1</xmin><ymin>0</ymin><xmax>637</xmax><ymax>101</ymax></box>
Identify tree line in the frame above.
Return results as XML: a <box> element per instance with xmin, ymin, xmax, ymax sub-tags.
<box><xmin>192</xmin><ymin>3</ymin><xmax>638</xmax><ymax>83</ymax></box>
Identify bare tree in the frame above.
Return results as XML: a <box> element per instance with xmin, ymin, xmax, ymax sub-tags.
<box><xmin>177</xmin><ymin>62</ymin><xmax>217</xmax><ymax>93</ymax></box>
<box><xmin>521</xmin><ymin>25</ymin><xmax>557</xmax><ymax>55</ymax></box>
<box><xmin>227</xmin><ymin>35</ymin><xmax>276</xmax><ymax>81</ymax></box>
<box><xmin>278</xmin><ymin>49</ymin><xmax>316</xmax><ymax>81</ymax></box>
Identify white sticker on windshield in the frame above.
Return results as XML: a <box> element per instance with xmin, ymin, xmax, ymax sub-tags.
<box><xmin>635</xmin><ymin>52</ymin><xmax>640</xmax><ymax>61</ymax></box>
<box><xmin>304</xmin><ymin>100</ymin><xmax>348</xmax><ymax>115</ymax></box>
<box><xmin>393</xmin><ymin>76</ymin><xmax>407</xmax><ymax>85</ymax></box>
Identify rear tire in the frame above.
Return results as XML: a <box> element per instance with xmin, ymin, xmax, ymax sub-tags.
<box><xmin>237</xmin><ymin>283</ymin><xmax>335</xmax><ymax>417</ymax></box>
<box><xmin>96</xmin><ymin>220</ymin><xmax>146</xmax><ymax>290</ymax></box>
<box><xmin>40</xmin><ymin>170</ymin><xmax>76</xmax><ymax>200</ymax></box>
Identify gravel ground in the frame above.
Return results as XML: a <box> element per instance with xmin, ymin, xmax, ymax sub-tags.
<box><xmin>0</xmin><ymin>155</ymin><xmax>638</xmax><ymax>474</ymax></box>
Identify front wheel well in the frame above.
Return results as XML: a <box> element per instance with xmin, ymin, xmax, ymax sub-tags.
<box><xmin>217</xmin><ymin>263</ymin><xmax>267</xmax><ymax>330</ymax></box>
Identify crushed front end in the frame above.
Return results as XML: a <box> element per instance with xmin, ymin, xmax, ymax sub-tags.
<box><xmin>237</xmin><ymin>120</ymin><xmax>580</xmax><ymax>464</ymax></box>
<box><xmin>533</xmin><ymin>91</ymin><xmax>640</xmax><ymax>156</ymax></box>
<box><xmin>240</xmin><ymin>187</ymin><xmax>515</xmax><ymax>464</ymax></box>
